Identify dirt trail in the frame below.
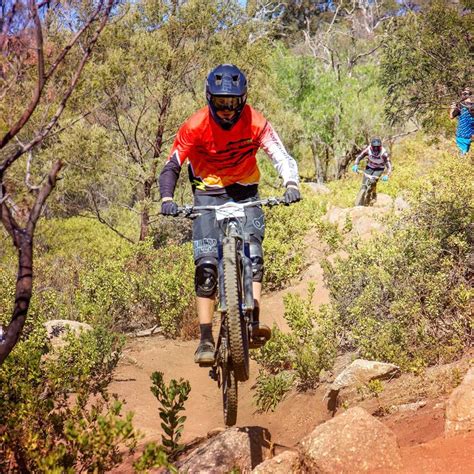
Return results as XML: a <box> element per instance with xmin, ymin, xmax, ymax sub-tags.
<box><xmin>110</xmin><ymin>230</ymin><xmax>330</xmax><ymax>445</ymax></box>
<box><xmin>110</xmin><ymin>225</ymin><xmax>474</xmax><ymax>471</ymax></box>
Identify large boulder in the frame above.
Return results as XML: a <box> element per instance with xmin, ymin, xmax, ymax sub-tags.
<box><xmin>445</xmin><ymin>367</ymin><xmax>474</xmax><ymax>437</ymax></box>
<box><xmin>252</xmin><ymin>450</ymin><xmax>302</xmax><ymax>473</ymax></box>
<box><xmin>327</xmin><ymin>359</ymin><xmax>400</xmax><ymax>411</ymax></box>
<box><xmin>350</xmin><ymin>214</ymin><xmax>385</xmax><ymax>238</ymax></box>
<box><xmin>177</xmin><ymin>427</ymin><xmax>271</xmax><ymax>473</ymax></box>
<box><xmin>372</xmin><ymin>193</ymin><xmax>393</xmax><ymax>209</ymax></box>
<box><xmin>324</xmin><ymin>206</ymin><xmax>350</xmax><ymax>232</ymax></box>
<box><xmin>300</xmin><ymin>407</ymin><xmax>402</xmax><ymax>473</ymax></box>
<box><xmin>330</xmin><ymin>359</ymin><xmax>401</xmax><ymax>392</ymax></box>
<box><xmin>44</xmin><ymin>319</ymin><xmax>93</xmax><ymax>348</ymax></box>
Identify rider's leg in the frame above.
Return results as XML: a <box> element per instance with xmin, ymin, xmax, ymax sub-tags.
<box><xmin>192</xmin><ymin>192</ymin><xmax>223</xmax><ymax>364</ymax></box>
<box><xmin>370</xmin><ymin>169</ymin><xmax>384</xmax><ymax>203</ymax></box>
<box><xmin>194</xmin><ymin>257</ymin><xmax>219</xmax><ymax>365</ymax></box>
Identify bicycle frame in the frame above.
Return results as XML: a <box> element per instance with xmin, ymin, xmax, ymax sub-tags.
<box><xmin>356</xmin><ymin>170</ymin><xmax>383</xmax><ymax>206</ymax></box>
<box><xmin>177</xmin><ymin>197</ymin><xmax>282</xmax><ymax>318</ymax></box>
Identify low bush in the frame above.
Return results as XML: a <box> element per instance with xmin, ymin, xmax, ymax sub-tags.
<box><xmin>252</xmin><ymin>285</ymin><xmax>339</xmax><ymax>411</ymax></box>
<box><xmin>0</xmin><ymin>321</ymin><xmax>139</xmax><ymax>472</ymax></box>
<box><xmin>1</xmin><ymin>218</ymin><xmax>195</xmax><ymax>337</ymax></box>
<box><xmin>324</xmin><ymin>154</ymin><xmax>473</xmax><ymax>371</ymax></box>
<box><xmin>263</xmin><ymin>193</ymin><xmax>325</xmax><ymax>290</ymax></box>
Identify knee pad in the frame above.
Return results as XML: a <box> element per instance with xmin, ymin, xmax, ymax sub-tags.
<box><xmin>249</xmin><ymin>240</ymin><xmax>264</xmax><ymax>283</ymax></box>
<box><xmin>195</xmin><ymin>257</ymin><xmax>218</xmax><ymax>297</ymax></box>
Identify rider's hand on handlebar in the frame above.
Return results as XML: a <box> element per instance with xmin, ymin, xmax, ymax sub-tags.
<box><xmin>161</xmin><ymin>199</ymin><xmax>179</xmax><ymax>216</ymax></box>
<box><xmin>352</xmin><ymin>164</ymin><xmax>359</xmax><ymax>173</ymax></box>
<box><xmin>382</xmin><ymin>175</ymin><xmax>389</xmax><ymax>182</ymax></box>
<box><xmin>284</xmin><ymin>182</ymin><xmax>301</xmax><ymax>205</ymax></box>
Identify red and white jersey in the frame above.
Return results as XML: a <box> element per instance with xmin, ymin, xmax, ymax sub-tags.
<box><xmin>356</xmin><ymin>146</ymin><xmax>392</xmax><ymax>171</ymax></box>
<box><xmin>160</xmin><ymin>105</ymin><xmax>299</xmax><ymax>196</ymax></box>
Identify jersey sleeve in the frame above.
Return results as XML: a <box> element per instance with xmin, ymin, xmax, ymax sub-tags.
<box><xmin>382</xmin><ymin>149</ymin><xmax>393</xmax><ymax>173</ymax></box>
<box><xmin>158</xmin><ymin>123</ymin><xmax>196</xmax><ymax>199</ymax></box>
<box><xmin>258</xmin><ymin>121</ymin><xmax>299</xmax><ymax>185</ymax></box>
<box><xmin>355</xmin><ymin>147</ymin><xmax>369</xmax><ymax>164</ymax></box>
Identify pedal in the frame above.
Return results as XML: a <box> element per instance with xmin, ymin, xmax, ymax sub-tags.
<box><xmin>209</xmin><ymin>367</ymin><xmax>218</xmax><ymax>381</ymax></box>
<box><xmin>249</xmin><ymin>325</ymin><xmax>271</xmax><ymax>349</ymax></box>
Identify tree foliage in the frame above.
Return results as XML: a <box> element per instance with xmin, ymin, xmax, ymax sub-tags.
<box><xmin>380</xmin><ymin>0</ymin><xmax>473</xmax><ymax>126</ymax></box>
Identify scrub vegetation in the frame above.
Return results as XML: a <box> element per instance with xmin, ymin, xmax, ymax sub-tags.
<box><xmin>1</xmin><ymin>0</ymin><xmax>472</xmax><ymax>469</ymax></box>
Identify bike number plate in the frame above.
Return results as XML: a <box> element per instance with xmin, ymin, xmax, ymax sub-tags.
<box><xmin>215</xmin><ymin>203</ymin><xmax>246</xmax><ymax>221</ymax></box>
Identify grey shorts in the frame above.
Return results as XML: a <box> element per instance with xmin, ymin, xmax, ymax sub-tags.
<box><xmin>192</xmin><ymin>193</ymin><xmax>265</xmax><ymax>262</ymax></box>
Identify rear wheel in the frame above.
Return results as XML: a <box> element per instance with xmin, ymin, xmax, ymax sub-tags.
<box><xmin>223</xmin><ymin>236</ymin><xmax>249</xmax><ymax>382</ymax></box>
<box><xmin>355</xmin><ymin>186</ymin><xmax>367</xmax><ymax>206</ymax></box>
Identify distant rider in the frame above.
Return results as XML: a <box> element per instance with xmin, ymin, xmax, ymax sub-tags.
<box><xmin>352</xmin><ymin>138</ymin><xmax>392</xmax><ymax>203</ymax></box>
<box><xmin>158</xmin><ymin>64</ymin><xmax>301</xmax><ymax>365</ymax></box>
<box><xmin>450</xmin><ymin>88</ymin><xmax>473</xmax><ymax>155</ymax></box>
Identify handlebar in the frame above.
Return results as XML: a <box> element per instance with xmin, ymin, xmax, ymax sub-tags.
<box><xmin>357</xmin><ymin>170</ymin><xmax>383</xmax><ymax>180</ymax></box>
<box><xmin>175</xmin><ymin>197</ymin><xmax>286</xmax><ymax>218</ymax></box>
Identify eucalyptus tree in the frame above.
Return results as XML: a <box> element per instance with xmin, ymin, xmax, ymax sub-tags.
<box><xmin>84</xmin><ymin>0</ymin><xmax>270</xmax><ymax>241</ymax></box>
<box><xmin>380</xmin><ymin>0</ymin><xmax>473</xmax><ymax>127</ymax></box>
<box><xmin>268</xmin><ymin>1</ymin><xmax>399</xmax><ymax>182</ymax></box>
<box><xmin>0</xmin><ymin>0</ymin><xmax>117</xmax><ymax>363</ymax></box>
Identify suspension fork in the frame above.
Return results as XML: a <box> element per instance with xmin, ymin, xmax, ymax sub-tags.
<box><xmin>217</xmin><ymin>224</ymin><xmax>254</xmax><ymax>315</ymax></box>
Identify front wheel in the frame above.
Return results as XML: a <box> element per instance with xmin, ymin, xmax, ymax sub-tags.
<box><xmin>221</xmin><ymin>360</ymin><xmax>238</xmax><ymax>426</ymax></box>
<box><xmin>355</xmin><ymin>186</ymin><xmax>367</xmax><ymax>206</ymax></box>
<box><xmin>223</xmin><ymin>236</ymin><xmax>249</xmax><ymax>382</ymax></box>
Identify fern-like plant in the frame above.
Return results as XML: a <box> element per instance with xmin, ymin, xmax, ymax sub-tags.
<box><xmin>150</xmin><ymin>371</ymin><xmax>191</xmax><ymax>460</ymax></box>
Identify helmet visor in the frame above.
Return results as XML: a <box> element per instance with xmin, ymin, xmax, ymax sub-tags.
<box><xmin>210</xmin><ymin>95</ymin><xmax>243</xmax><ymax>111</ymax></box>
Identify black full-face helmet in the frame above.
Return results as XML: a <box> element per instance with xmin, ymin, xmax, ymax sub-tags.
<box><xmin>370</xmin><ymin>137</ymin><xmax>382</xmax><ymax>154</ymax></box>
<box><xmin>206</xmin><ymin>64</ymin><xmax>248</xmax><ymax>129</ymax></box>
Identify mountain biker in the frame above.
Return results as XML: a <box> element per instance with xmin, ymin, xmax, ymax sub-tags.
<box><xmin>352</xmin><ymin>138</ymin><xmax>392</xmax><ymax>203</ymax></box>
<box><xmin>158</xmin><ymin>64</ymin><xmax>301</xmax><ymax>365</ymax></box>
<box><xmin>450</xmin><ymin>88</ymin><xmax>473</xmax><ymax>155</ymax></box>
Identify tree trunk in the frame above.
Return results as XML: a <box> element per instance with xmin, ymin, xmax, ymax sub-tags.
<box><xmin>0</xmin><ymin>232</ymin><xmax>33</xmax><ymax>364</ymax></box>
<box><xmin>0</xmin><ymin>161</ymin><xmax>62</xmax><ymax>364</ymax></box>
<box><xmin>311</xmin><ymin>140</ymin><xmax>324</xmax><ymax>184</ymax></box>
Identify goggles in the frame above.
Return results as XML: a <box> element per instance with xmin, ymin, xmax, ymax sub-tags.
<box><xmin>210</xmin><ymin>95</ymin><xmax>243</xmax><ymax>111</ymax></box>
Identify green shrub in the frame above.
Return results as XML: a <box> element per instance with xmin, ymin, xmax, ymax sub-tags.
<box><xmin>254</xmin><ymin>370</ymin><xmax>295</xmax><ymax>412</ymax></box>
<box><xmin>134</xmin><ymin>442</ymin><xmax>176</xmax><ymax>473</ymax></box>
<box><xmin>263</xmin><ymin>195</ymin><xmax>324</xmax><ymax>290</ymax></box>
<box><xmin>1</xmin><ymin>218</ymin><xmax>195</xmax><ymax>337</ymax></box>
<box><xmin>0</xmin><ymin>321</ymin><xmax>138</xmax><ymax>472</ymax></box>
<box><xmin>252</xmin><ymin>285</ymin><xmax>339</xmax><ymax>411</ymax></box>
<box><xmin>324</xmin><ymin>154</ymin><xmax>473</xmax><ymax>371</ymax></box>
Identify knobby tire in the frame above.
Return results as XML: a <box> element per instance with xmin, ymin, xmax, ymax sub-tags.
<box><xmin>355</xmin><ymin>187</ymin><xmax>367</xmax><ymax>206</ymax></box>
<box><xmin>223</xmin><ymin>236</ymin><xmax>249</xmax><ymax>382</ymax></box>
<box><xmin>222</xmin><ymin>360</ymin><xmax>238</xmax><ymax>426</ymax></box>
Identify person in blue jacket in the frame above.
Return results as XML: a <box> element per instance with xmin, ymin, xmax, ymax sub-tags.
<box><xmin>450</xmin><ymin>88</ymin><xmax>473</xmax><ymax>155</ymax></box>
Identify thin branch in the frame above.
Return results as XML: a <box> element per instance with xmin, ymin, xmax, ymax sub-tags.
<box><xmin>0</xmin><ymin>0</ymin><xmax>115</xmax><ymax>173</ymax></box>
<box><xmin>348</xmin><ymin>42</ymin><xmax>382</xmax><ymax>70</ymax></box>
<box><xmin>26</xmin><ymin>160</ymin><xmax>62</xmax><ymax>234</ymax></box>
<box><xmin>89</xmin><ymin>193</ymin><xmax>135</xmax><ymax>244</ymax></box>
<box><xmin>44</xmin><ymin>0</ymin><xmax>105</xmax><ymax>81</ymax></box>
